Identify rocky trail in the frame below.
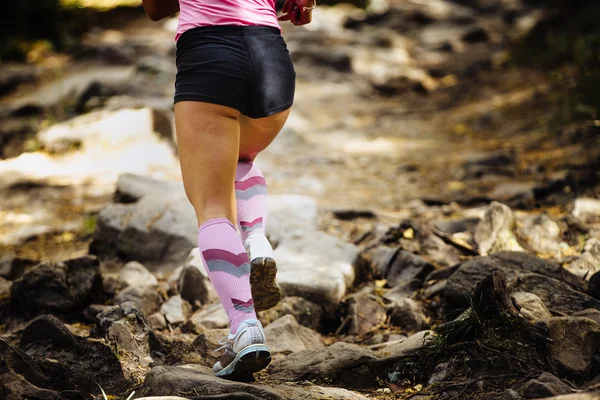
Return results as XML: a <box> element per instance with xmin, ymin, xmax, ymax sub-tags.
<box><xmin>1</xmin><ymin>0</ymin><xmax>600</xmax><ymax>399</ymax></box>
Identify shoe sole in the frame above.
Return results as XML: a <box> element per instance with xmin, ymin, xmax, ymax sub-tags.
<box><xmin>215</xmin><ymin>344</ymin><xmax>271</xmax><ymax>381</ymax></box>
<box><xmin>250</xmin><ymin>257</ymin><xmax>283</xmax><ymax>312</ymax></box>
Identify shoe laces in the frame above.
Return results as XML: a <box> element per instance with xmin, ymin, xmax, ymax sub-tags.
<box><xmin>214</xmin><ymin>336</ymin><xmax>230</xmax><ymax>353</ymax></box>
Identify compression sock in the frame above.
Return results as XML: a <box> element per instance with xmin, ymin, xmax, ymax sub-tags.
<box><xmin>197</xmin><ymin>218</ymin><xmax>257</xmax><ymax>335</ymax></box>
<box><xmin>235</xmin><ymin>161</ymin><xmax>273</xmax><ymax>258</ymax></box>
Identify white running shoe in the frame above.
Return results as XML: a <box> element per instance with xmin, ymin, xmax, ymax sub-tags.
<box><xmin>213</xmin><ymin>319</ymin><xmax>271</xmax><ymax>381</ymax></box>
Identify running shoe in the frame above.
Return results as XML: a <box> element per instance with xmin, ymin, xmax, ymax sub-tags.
<box><xmin>213</xmin><ymin>319</ymin><xmax>271</xmax><ymax>381</ymax></box>
<box><xmin>244</xmin><ymin>234</ymin><xmax>283</xmax><ymax>312</ymax></box>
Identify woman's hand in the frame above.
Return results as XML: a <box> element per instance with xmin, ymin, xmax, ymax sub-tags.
<box><xmin>278</xmin><ymin>0</ymin><xmax>315</xmax><ymax>26</ymax></box>
<box><xmin>142</xmin><ymin>0</ymin><xmax>180</xmax><ymax>21</ymax></box>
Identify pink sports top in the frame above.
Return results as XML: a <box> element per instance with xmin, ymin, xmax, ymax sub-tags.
<box><xmin>176</xmin><ymin>0</ymin><xmax>280</xmax><ymax>40</ymax></box>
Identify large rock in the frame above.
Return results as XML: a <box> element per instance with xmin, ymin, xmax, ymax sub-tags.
<box><xmin>10</xmin><ymin>256</ymin><xmax>102</xmax><ymax>314</ymax></box>
<box><xmin>92</xmin><ymin>194</ymin><xmax>197</xmax><ymax>266</ymax></box>
<box><xmin>160</xmin><ymin>295</ymin><xmax>191</xmax><ymax>325</ymax></box>
<box><xmin>269</xmin><ymin>342</ymin><xmax>378</xmax><ymax>389</ymax></box>
<box><xmin>539</xmin><ymin>395</ymin><xmax>600</xmax><ymax>400</ymax></box>
<box><xmin>119</xmin><ymin>261</ymin><xmax>158</xmax><ymax>287</ymax></box>
<box><xmin>381</xmin><ymin>250</ymin><xmax>435</xmax><ymax>288</ymax></box>
<box><xmin>115</xmin><ymin>173</ymin><xmax>184</xmax><ymax>203</ymax></box>
<box><xmin>573</xmin><ymin>198</ymin><xmax>600</xmax><ymax>225</ymax></box>
<box><xmin>510</xmin><ymin>273</ymin><xmax>600</xmax><ymax>316</ymax></box>
<box><xmin>389</xmin><ymin>297</ymin><xmax>429</xmax><ymax>331</ymax></box>
<box><xmin>0</xmin><ymin>107</ymin><xmax>178</xmax><ymax>191</ymax></box>
<box><xmin>345</xmin><ymin>289</ymin><xmax>388</xmax><ymax>336</ymax></box>
<box><xmin>258</xmin><ymin>296</ymin><xmax>322</xmax><ymax>331</ymax></box>
<box><xmin>523</xmin><ymin>372</ymin><xmax>574</xmax><ymax>399</ymax></box>
<box><xmin>546</xmin><ymin>317</ymin><xmax>600</xmax><ymax>379</ymax></box>
<box><xmin>512</xmin><ymin>292</ymin><xmax>552</xmax><ymax>321</ymax></box>
<box><xmin>474</xmin><ymin>202</ymin><xmax>524</xmax><ymax>256</ymax></box>
<box><xmin>565</xmin><ymin>238</ymin><xmax>600</xmax><ymax>280</ymax></box>
<box><xmin>178</xmin><ymin>264</ymin><xmax>216</xmax><ymax>307</ymax></box>
<box><xmin>20</xmin><ymin>315</ymin><xmax>128</xmax><ymax>395</ymax></box>
<box><xmin>518</xmin><ymin>214</ymin><xmax>562</xmax><ymax>256</ymax></box>
<box><xmin>274</xmin><ymin>231</ymin><xmax>359</xmax><ymax>305</ymax></box>
<box><xmin>113</xmin><ymin>284</ymin><xmax>162</xmax><ymax>316</ymax></box>
<box><xmin>264</xmin><ymin>315</ymin><xmax>324</xmax><ymax>354</ymax></box>
<box><xmin>0</xmin><ymin>257</ymin><xmax>38</xmax><ymax>280</ymax></box>
<box><xmin>138</xmin><ymin>365</ymin><xmax>283</xmax><ymax>399</ymax></box>
<box><xmin>266</xmin><ymin>195</ymin><xmax>318</xmax><ymax>245</ymax></box>
<box><xmin>186</xmin><ymin>303</ymin><xmax>229</xmax><ymax>332</ymax></box>
<box><xmin>95</xmin><ymin>302</ymin><xmax>165</xmax><ymax>381</ymax></box>
<box><xmin>445</xmin><ymin>252</ymin><xmax>595</xmax><ymax>313</ymax></box>
<box><xmin>0</xmin><ymin>338</ymin><xmax>58</xmax><ymax>400</ymax></box>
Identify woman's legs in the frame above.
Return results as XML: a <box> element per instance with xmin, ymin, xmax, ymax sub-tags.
<box><xmin>234</xmin><ymin>108</ymin><xmax>291</xmax><ymax>311</ymax></box>
<box><xmin>175</xmin><ymin>101</ymin><xmax>257</xmax><ymax>336</ymax></box>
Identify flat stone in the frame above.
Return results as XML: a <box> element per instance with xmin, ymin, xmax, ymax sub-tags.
<box><xmin>114</xmin><ymin>285</ymin><xmax>162</xmax><ymax>316</ymax></box>
<box><xmin>512</xmin><ymin>292</ymin><xmax>552</xmax><ymax>321</ymax></box>
<box><xmin>523</xmin><ymin>372</ymin><xmax>574</xmax><ymax>399</ymax></box>
<box><xmin>572</xmin><ymin>309</ymin><xmax>600</xmax><ymax>324</ymax></box>
<box><xmin>160</xmin><ymin>295</ymin><xmax>191</xmax><ymax>325</ymax></box>
<box><xmin>269</xmin><ymin>342</ymin><xmax>378</xmax><ymax>389</ymax></box>
<box><xmin>186</xmin><ymin>303</ymin><xmax>229</xmax><ymax>332</ymax></box>
<box><xmin>474</xmin><ymin>202</ymin><xmax>524</xmax><ymax>256</ymax></box>
<box><xmin>573</xmin><ymin>198</ymin><xmax>600</xmax><ymax>224</ymax></box>
<box><xmin>565</xmin><ymin>238</ymin><xmax>600</xmax><ymax>280</ymax></box>
<box><xmin>139</xmin><ymin>364</ymin><xmax>283</xmax><ymax>399</ymax></box>
<box><xmin>518</xmin><ymin>214</ymin><xmax>562</xmax><ymax>256</ymax></box>
<box><xmin>115</xmin><ymin>173</ymin><xmax>184</xmax><ymax>203</ymax></box>
<box><xmin>264</xmin><ymin>315</ymin><xmax>323</xmax><ymax>354</ymax></box>
<box><xmin>547</xmin><ymin>317</ymin><xmax>600</xmax><ymax>378</ymax></box>
<box><xmin>376</xmin><ymin>330</ymin><xmax>435</xmax><ymax>360</ymax></box>
<box><xmin>266</xmin><ymin>195</ymin><xmax>318</xmax><ymax>246</ymax></box>
<box><xmin>119</xmin><ymin>261</ymin><xmax>158</xmax><ymax>287</ymax></box>
<box><xmin>147</xmin><ymin>312</ymin><xmax>168</xmax><ymax>330</ymax></box>
<box><xmin>275</xmin><ymin>231</ymin><xmax>359</xmax><ymax>305</ymax></box>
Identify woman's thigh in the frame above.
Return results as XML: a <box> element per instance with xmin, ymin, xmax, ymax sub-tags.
<box><xmin>174</xmin><ymin>101</ymin><xmax>241</xmax><ymax>225</ymax></box>
<box><xmin>238</xmin><ymin>107</ymin><xmax>291</xmax><ymax>161</ymax></box>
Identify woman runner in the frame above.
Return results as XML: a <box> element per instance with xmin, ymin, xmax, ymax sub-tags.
<box><xmin>142</xmin><ymin>0</ymin><xmax>315</xmax><ymax>381</ymax></box>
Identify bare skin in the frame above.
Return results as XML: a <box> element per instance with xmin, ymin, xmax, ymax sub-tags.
<box><xmin>174</xmin><ymin>102</ymin><xmax>290</xmax><ymax>226</ymax></box>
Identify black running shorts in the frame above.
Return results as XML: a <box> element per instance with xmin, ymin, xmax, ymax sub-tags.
<box><xmin>174</xmin><ymin>26</ymin><xmax>296</xmax><ymax>119</ymax></box>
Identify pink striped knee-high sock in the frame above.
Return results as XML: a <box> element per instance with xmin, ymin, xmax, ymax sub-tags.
<box><xmin>235</xmin><ymin>161</ymin><xmax>268</xmax><ymax>243</ymax></box>
<box><xmin>197</xmin><ymin>218</ymin><xmax>257</xmax><ymax>335</ymax></box>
